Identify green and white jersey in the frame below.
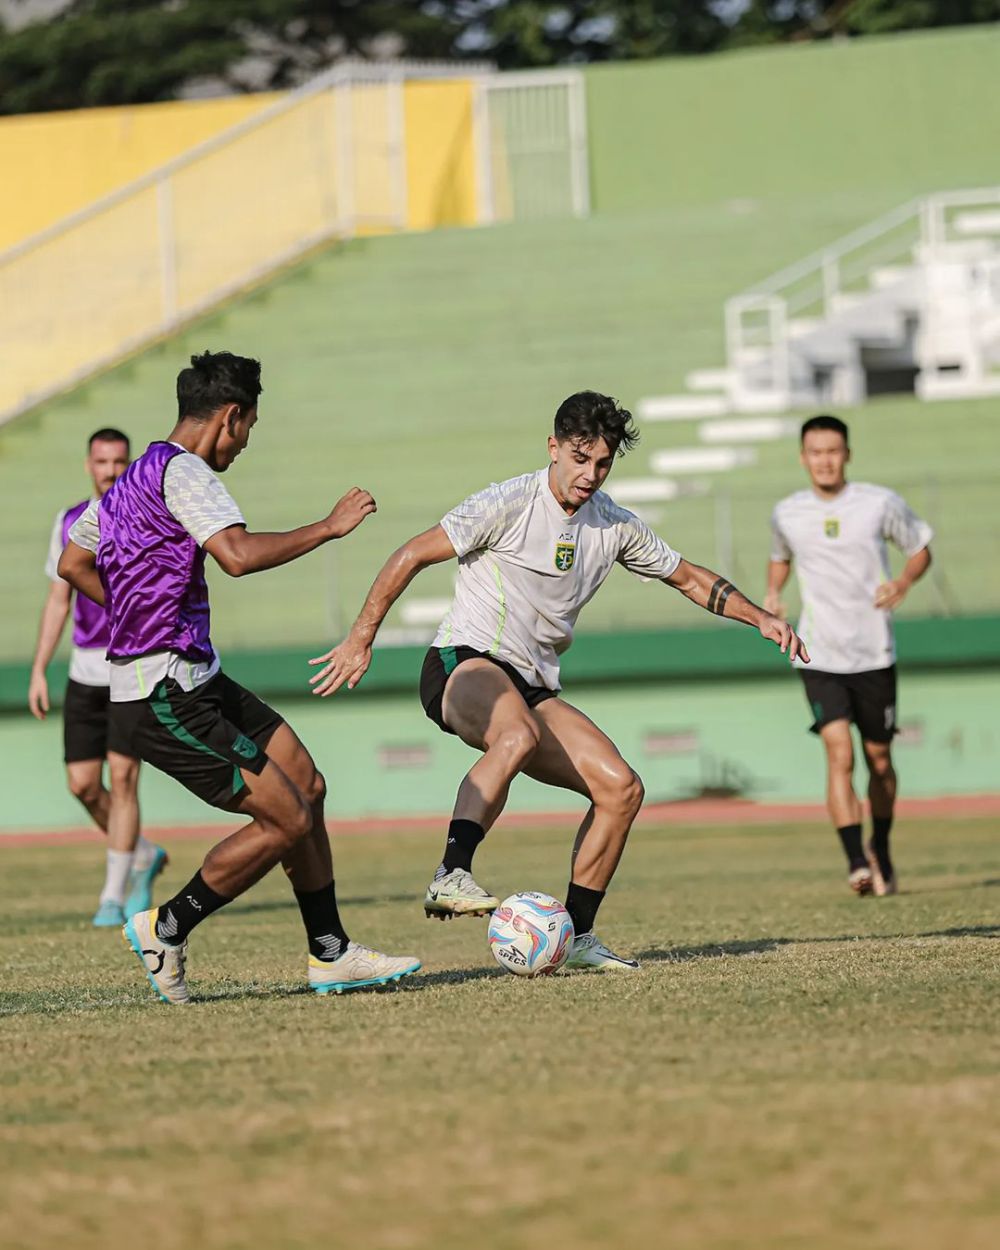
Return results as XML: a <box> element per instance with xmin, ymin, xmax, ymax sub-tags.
<box><xmin>770</xmin><ymin>482</ymin><xmax>932</xmax><ymax>675</ymax></box>
<box><xmin>436</xmin><ymin>468</ymin><xmax>682</xmax><ymax>690</ymax></box>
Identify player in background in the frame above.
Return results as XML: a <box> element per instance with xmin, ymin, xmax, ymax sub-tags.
<box><xmin>766</xmin><ymin>414</ymin><xmax>933</xmax><ymax>896</ymax></box>
<box><xmin>59</xmin><ymin>352</ymin><xmax>419</xmax><ymax>1004</ymax></box>
<box><xmin>310</xmin><ymin>391</ymin><xmax>808</xmax><ymax>971</ymax></box>
<box><xmin>29</xmin><ymin>428</ymin><xmax>167</xmax><ymax>927</ymax></box>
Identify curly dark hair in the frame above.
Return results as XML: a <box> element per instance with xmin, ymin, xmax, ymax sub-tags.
<box><xmin>553</xmin><ymin>391</ymin><xmax>639</xmax><ymax>457</ymax></box>
<box><xmin>177</xmin><ymin>351</ymin><xmax>262</xmax><ymax>420</ymax></box>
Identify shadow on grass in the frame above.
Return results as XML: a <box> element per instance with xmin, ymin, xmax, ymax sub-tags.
<box><xmin>228</xmin><ymin>893</ymin><xmax>415</xmax><ymax>916</ymax></box>
<box><xmin>639</xmin><ymin>924</ymin><xmax>1000</xmax><ymax>964</ymax></box>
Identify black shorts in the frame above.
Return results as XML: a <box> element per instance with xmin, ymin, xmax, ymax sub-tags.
<box><xmin>799</xmin><ymin>665</ymin><xmax>897</xmax><ymax>742</ymax></box>
<box><xmin>111</xmin><ymin>671</ymin><xmax>285</xmax><ymax>810</ymax></box>
<box><xmin>63</xmin><ymin>678</ymin><xmax>134</xmax><ymax>764</ymax></box>
<box><xmin>419</xmin><ymin>646</ymin><xmax>557</xmax><ymax>735</ymax></box>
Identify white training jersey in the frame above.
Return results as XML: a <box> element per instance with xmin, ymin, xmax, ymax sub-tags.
<box><xmin>68</xmin><ymin>446</ymin><xmax>245</xmax><ymax>702</ymax></box>
<box><xmin>435</xmin><ymin>468</ymin><xmax>682</xmax><ymax>690</ymax></box>
<box><xmin>45</xmin><ymin>505</ymin><xmax>110</xmax><ymax>687</ymax></box>
<box><xmin>770</xmin><ymin>482</ymin><xmax>932</xmax><ymax>675</ymax></box>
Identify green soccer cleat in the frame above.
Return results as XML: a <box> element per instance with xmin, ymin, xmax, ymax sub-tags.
<box><xmin>92</xmin><ymin>900</ymin><xmax>125</xmax><ymax>928</ymax></box>
<box><xmin>122</xmin><ymin>908</ymin><xmax>190</xmax><ymax>1005</ymax></box>
<box><xmin>308</xmin><ymin>943</ymin><xmax>421</xmax><ymax>995</ymax></box>
<box><xmin>423</xmin><ymin>868</ymin><xmax>500</xmax><ymax>920</ymax></box>
<box><xmin>124</xmin><ymin>845</ymin><xmax>169</xmax><ymax>919</ymax></box>
<box><xmin>564</xmin><ymin>932</ymin><xmax>640</xmax><ymax>972</ymax></box>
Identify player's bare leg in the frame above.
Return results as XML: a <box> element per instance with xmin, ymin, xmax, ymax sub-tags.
<box><xmin>862</xmin><ymin>738</ymin><xmax>898</xmax><ymax>895</ymax></box>
<box><xmin>423</xmin><ymin>660</ymin><xmax>539</xmax><ymax>918</ymax></box>
<box><xmin>520</xmin><ymin>698</ymin><xmax>642</xmax><ymax>967</ymax></box>
<box><xmin>819</xmin><ymin>720</ymin><xmax>871</xmax><ymax>894</ymax></box>
<box><xmin>104</xmin><ymin>750</ymin><xmax>167</xmax><ymax>923</ymax></box>
<box><xmin>66</xmin><ymin>758</ymin><xmax>110</xmax><ymax>831</ymax></box>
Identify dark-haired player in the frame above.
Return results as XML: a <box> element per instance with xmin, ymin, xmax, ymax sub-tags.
<box><xmin>766</xmin><ymin>414</ymin><xmax>933</xmax><ymax>897</ymax></box>
<box><xmin>311</xmin><ymin>391</ymin><xmax>807</xmax><ymax>970</ymax></box>
<box><xmin>29</xmin><ymin>428</ymin><xmax>167</xmax><ymax>927</ymax></box>
<box><xmin>60</xmin><ymin>351</ymin><xmax>419</xmax><ymax>1003</ymax></box>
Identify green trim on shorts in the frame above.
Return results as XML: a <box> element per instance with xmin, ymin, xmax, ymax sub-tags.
<box><xmin>440</xmin><ymin>646</ymin><xmax>458</xmax><ymax>675</ymax></box>
<box><xmin>150</xmin><ymin>681</ymin><xmax>246</xmax><ymax>798</ymax></box>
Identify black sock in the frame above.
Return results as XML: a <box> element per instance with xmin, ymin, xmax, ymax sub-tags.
<box><xmin>870</xmin><ymin>815</ymin><xmax>894</xmax><ymax>879</ymax></box>
<box><xmin>565</xmin><ymin>882</ymin><xmax>606</xmax><ymax>936</ymax></box>
<box><xmin>438</xmin><ymin>819</ymin><xmax>485</xmax><ymax>875</ymax></box>
<box><xmin>836</xmin><ymin>823</ymin><xmax>866</xmax><ymax>869</ymax></box>
<box><xmin>295</xmin><ymin>881</ymin><xmax>350</xmax><ymax>962</ymax></box>
<box><xmin>155</xmin><ymin>871</ymin><xmax>229</xmax><ymax>944</ymax></box>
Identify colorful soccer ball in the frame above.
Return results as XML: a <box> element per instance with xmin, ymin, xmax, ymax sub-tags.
<box><xmin>487</xmin><ymin>891</ymin><xmax>575</xmax><ymax>978</ymax></box>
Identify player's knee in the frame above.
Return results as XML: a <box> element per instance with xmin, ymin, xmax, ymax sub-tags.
<box><xmin>865</xmin><ymin>748</ymin><xmax>894</xmax><ymax>780</ymax></box>
<box><xmin>825</xmin><ymin>743</ymin><xmax>854</xmax><ymax>775</ymax></box>
<box><xmin>624</xmin><ymin>768</ymin><xmax>645</xmax><ymax>817</ymax></box>
<box><xmin>305</xmin><ymin>768</ymin><xmax>327</xmax><ymax>809</ymax></box>
<box><xmin>67</xmin><ymin>772</ymin><xmax>102</xmax><ymax>806</ymax></box>
<box><xmin>492</xmin><ymin>721</ymin><xmax>541</xmax><ymax>771</ymax></box>
<box><xmin>108</xmin><ymin>756</ymin><xmax>139</xmax><ymax>792</ymax></box>
<box><xmin>599</xmin><ymin>764</ymin><xmax>643</xmax><ymax>817</ymax></box>
<box><xmin>278</xmin><ymin>793</ymin><xmax>313</xmax><ymax>846</ymax></box>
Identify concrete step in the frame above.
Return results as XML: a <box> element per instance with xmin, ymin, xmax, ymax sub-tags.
<box><xmin>685</xmin><ymin>367</ymin><xmax>733</xmax><ymax>392</ymax></box>
<box><xmin>698</xmin><ymin>417</ymin><xmax>800</xmax><ymax>444</ymax></box>
<box><xmin>650</xmin><ymin>447</ymin><xmax>757</xmax><ymax>474</ymax></box>
<box><xmin>607</xmin><ymin>477</ymin><xmax>680</xmax><ymax>504</ymax></box>
<box><xmin>637</xmin><ymin>394</ymin><xmax>730</xmax><ymax>421</ymax></box>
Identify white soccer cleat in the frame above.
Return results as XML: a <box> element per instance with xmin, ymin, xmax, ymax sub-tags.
<box><xmin>423</xmin><ymin>868</ymin><xmax>500</xmax><ymax>920</ymax></box>
<box><xmin>564</xmin><ymin>932</ymin><xmax>639</xmax><ymax>972</ymax></box>
<box><xmin>308</xmin><ymin>943</ymin><xmax>421</xmax><ymax>995</ymax></box>
<box><xmin>122</xmin><ymin>908</ymin><xmax>190</xmax><ymax>1005</ymax></box>
<box><xmin>848</xmin><ymin>865</ymin><xmax>874</xmax><ymax>896</ymax></box>
<box><xmin>866</xmin><ymin>845</ymin><xmax>898</xmax><ymax>896</ymax></box>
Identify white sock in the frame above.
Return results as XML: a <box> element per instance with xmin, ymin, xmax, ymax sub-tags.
<box><xmin>100</xmin><ymin>849</ymin><xmax>134</xmax><ymax>906</ymax></box>
<box><xmin>130</xmin><ymin>836</ymin><xmax>159</xmax><ymax>871</ymax></box>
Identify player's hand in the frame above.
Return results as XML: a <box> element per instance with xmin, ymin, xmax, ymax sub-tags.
<box><xmin>874</xmin><ymin>579</ymin><xmax>908</xmax><ymax>611</ymax></box>
<box><xmin>308</xmin><ymin>635</ymin><xmax>373</xmax><ymax>696</ymax></box>
<box><xmin>327</xmin><ymin>487</ymin><xmax>376</xmax><ymax>539</ymax></box>
<box><xmin>28</xmin><ymin>671</ymin><xmax>49</xmax><ymax>720</ymax></box>
<box><xmin>757</xmin><ymin>612</ymin><xmax>810</xmax><ymax>664</ymax></box>
<box><xmin>762</xmin><ymin>590</ymin><xmax>787</xmax><ymax>620</ymax></box>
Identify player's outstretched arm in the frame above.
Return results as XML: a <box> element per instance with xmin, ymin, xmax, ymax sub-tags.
<box><xmin>764</xmin><ymin>558</ymin><xmax>792</xmax><ymax>619</ymax></box>
<box><xmin>875</xmin><ymin>545</ymin><xmax>932</xmax><ymax>611</ymax></box>
<box><xmin>664</xmin><ymin>558</ymin><xmax>810</xmax><ymax>663</ymax></box>
<box><xmin>57</xmin><ymin>541</ymin><xmax>106</xmax><ymax>610</ymax></box>
<box><xmin>28</xmin><ymin>580</ymin><xmax>72</xmax><ymax>720</ymax></box>
<box><xmin>204</xmin><ymin>487</ymin><xmax>376</xmax><ymax>578</ymax></box>
<box><xmin>309</xmin><ymin>525</ymin><xmax>457</xmax><ymax>697</ymax></box>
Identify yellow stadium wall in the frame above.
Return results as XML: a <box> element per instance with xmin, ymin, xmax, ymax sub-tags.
<box><xmin>0</xmin><ymin>79</ymin><xmax>478</xmax><ymax>253</ymax></box>
<box><xmin>0</xmin><ymin>94</ymin><xmax>281</xmax><ymax>251</ymax></box>
<box><xmin>403</xmin><ymin>80</ymin><xmax>477</xmax><ymax>230</ymax></box>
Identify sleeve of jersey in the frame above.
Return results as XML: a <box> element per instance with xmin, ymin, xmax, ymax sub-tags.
<box><xmin>163</xmin><ymin>454</ymin><xmax>246</xmax><ymax>546</ymax></box>
<box><xmin>67</xmin><ymin>500</ymin><xmax>101</xmax><ymax>555</ymax></box>
<box><xmin>617</xmin><ymin>515</ymin><xmax>682</xmax><ymax>580</ymax></box>
<box><xmin>882</xmin><ymin>492</ymin><xmax>933</xmax><ymax>557</ymax></box>
<box><xmin>44</xmin><ymin>510</ymin><xmax>67</xmax><ymax>580</ymax></box>
<box><xmin>769</xmin><ymin>507</ymin><xmax>793</xmax><ymax>562</ymax></box>
<box><xmin>439</xmin><ymin>481</ymin><xmax>514</xmax><ymax>558</ymax></box>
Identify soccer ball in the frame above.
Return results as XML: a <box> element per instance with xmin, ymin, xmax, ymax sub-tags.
<box><xmin>487</xmin><ymin>892</ymin><xmax>575</xmax><ymax>978</ymax></box>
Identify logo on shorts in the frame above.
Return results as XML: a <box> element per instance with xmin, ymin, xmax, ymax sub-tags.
<box><xmin>824</xmin><ymin>519</ymin><xmax>840</xmax><ymax>539</ymax></box>
<box><xmin>554</xmin><ymin>541</ymin><xmax>576</xmax><ymax>572</ymax></box>
<box><xmin>885</xmin><ymin>704</ymin><xmax>896</xmax><ymax>731</ymax></box>
<box><xmin>232</xmin><ymin>732</ymin><xmax>259</xmax><ymax>760</ymax></box>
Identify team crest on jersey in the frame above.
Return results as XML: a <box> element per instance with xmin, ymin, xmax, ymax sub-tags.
<box><xmin>554</xmin><ymin>541</ymin><xmax>576</xmax><ymax>572</ymax></box>
<box><xmin>824</xmin><ymin>518</ymin><xmax>840</xmax><ymax>539</ymax></box>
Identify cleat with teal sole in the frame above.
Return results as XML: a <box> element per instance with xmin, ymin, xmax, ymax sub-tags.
<box><xmin>125</xmin><ymin>846</ymin><xmax>169</xmax><ymax>918</ymax></box>
<box><xmin>122</xmin><ymin>908</ymin><xmax>190</xmax><ymax>1004</ymax></box>
<box><xmin>92</xmin><ymin>900</ymin><xmax>125</xmax><ymax>927</ymax></box>
<box><xmin>308</xmin><ymin>944</ymin><xmax>421</xmax><ymax>995</ymax></box>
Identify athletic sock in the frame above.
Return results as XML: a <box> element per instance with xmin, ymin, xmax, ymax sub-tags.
<box><xmin>870</xmin><ymin>815</ymin><xmax>894</xmax><ymax>879</ymax></box>
<box><xmin>836</xmin><ymin>823</ymin><xmax>866</xmax><ymax>869</ymax></box>
<box><xmin>100</xmin><ymin>849</ymin><xmax>134</xmax><ymax>906</ymax></box>
<box><xmin>295</xmin><ymin>881</ymin><xmax>351</xmax><ymax>962</ymax></box>
<box><xmin>437</xmin><ymin>819</ymin><xmax>485</xmax><ymax>876</ymax></box>
<box><xmin>155</xmin><ymin>871</ymin><xmax>230</xmax><ymax>945</ymax></box>
<box><xmin>130</xmin><ymin>836</ymin><xmax>160</xmax><ymax>872</ymax></box>
<box><xmin>565</xmin><ymin>882</ymin><xmax>606</xmax><ymax>937</ymax></box>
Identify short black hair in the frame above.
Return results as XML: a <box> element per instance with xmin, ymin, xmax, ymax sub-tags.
<box><xmin>554</xmin><ymin>391</ymin><xmax>639</xmax><ymax>457</ymax></box>
<box><xmin>88</xmin><ymin>427</ymin><xmax>129</xmax><ymax>451</ymax></box>
<box><xmin>177</xmin><ymin>351</ymin><xmax>262</xmax><ymax>420</ymax></box>
<box><xmin>801</xmin><ymin>414</ymin><xmax>849</xmax><ymax>445</ymax></box>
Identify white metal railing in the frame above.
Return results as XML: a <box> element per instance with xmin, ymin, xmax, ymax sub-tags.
<box><xmin>0</xmin><ymin>60</ymin><xmax>589</xmax><ymax>427</ymax></box>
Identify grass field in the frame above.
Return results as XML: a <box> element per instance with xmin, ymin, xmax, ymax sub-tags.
<box><xmin>2</xmin><ymin>815</ymin><xmax>999</xmax><ymax>1250</ymax></box>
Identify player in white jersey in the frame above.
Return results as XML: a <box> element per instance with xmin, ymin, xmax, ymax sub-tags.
<box><xmin>310</xmin><ymin>392</ymin><xmax>808</xmax><ymax>970</ymax></box>
<box><xmin>28</xmin><ymin>428</ymin><xmax>167</xmax><ymax>927</ymax></box>
<box><xmin>766</xmin><ymin>414</ymin><xmax>933</xmax><ymax>896</ymax></box>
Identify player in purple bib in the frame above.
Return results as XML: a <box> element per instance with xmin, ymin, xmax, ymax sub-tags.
<box><xmin>29</xmin><ymin>428</ymin><xmax>167</xmax><ymax>927</ymax></box>
<box><xmin>60</xmin><ymin>351</ymin><xmax>420</xmax><ymax>1004</ymax></box>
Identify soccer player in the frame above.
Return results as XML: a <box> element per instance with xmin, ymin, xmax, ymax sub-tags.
<box><xmin>59</xmin><ymin>351</ymin><xmax>420</xmax><ymax>1004</ymax></box>
<box><xmin>765</xmin><ymin>414</ymin><xmax>933</xmax><ymax>896</ymax></box>
<box><xmin>309</xmin><ymin>391</ymin><xmax>807</xmax><ymax>970</ymax></box>
<box><xmin>29</xmin><ymin>428</ymin><xmax>167</xmax><ymax>927</ymax></box>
